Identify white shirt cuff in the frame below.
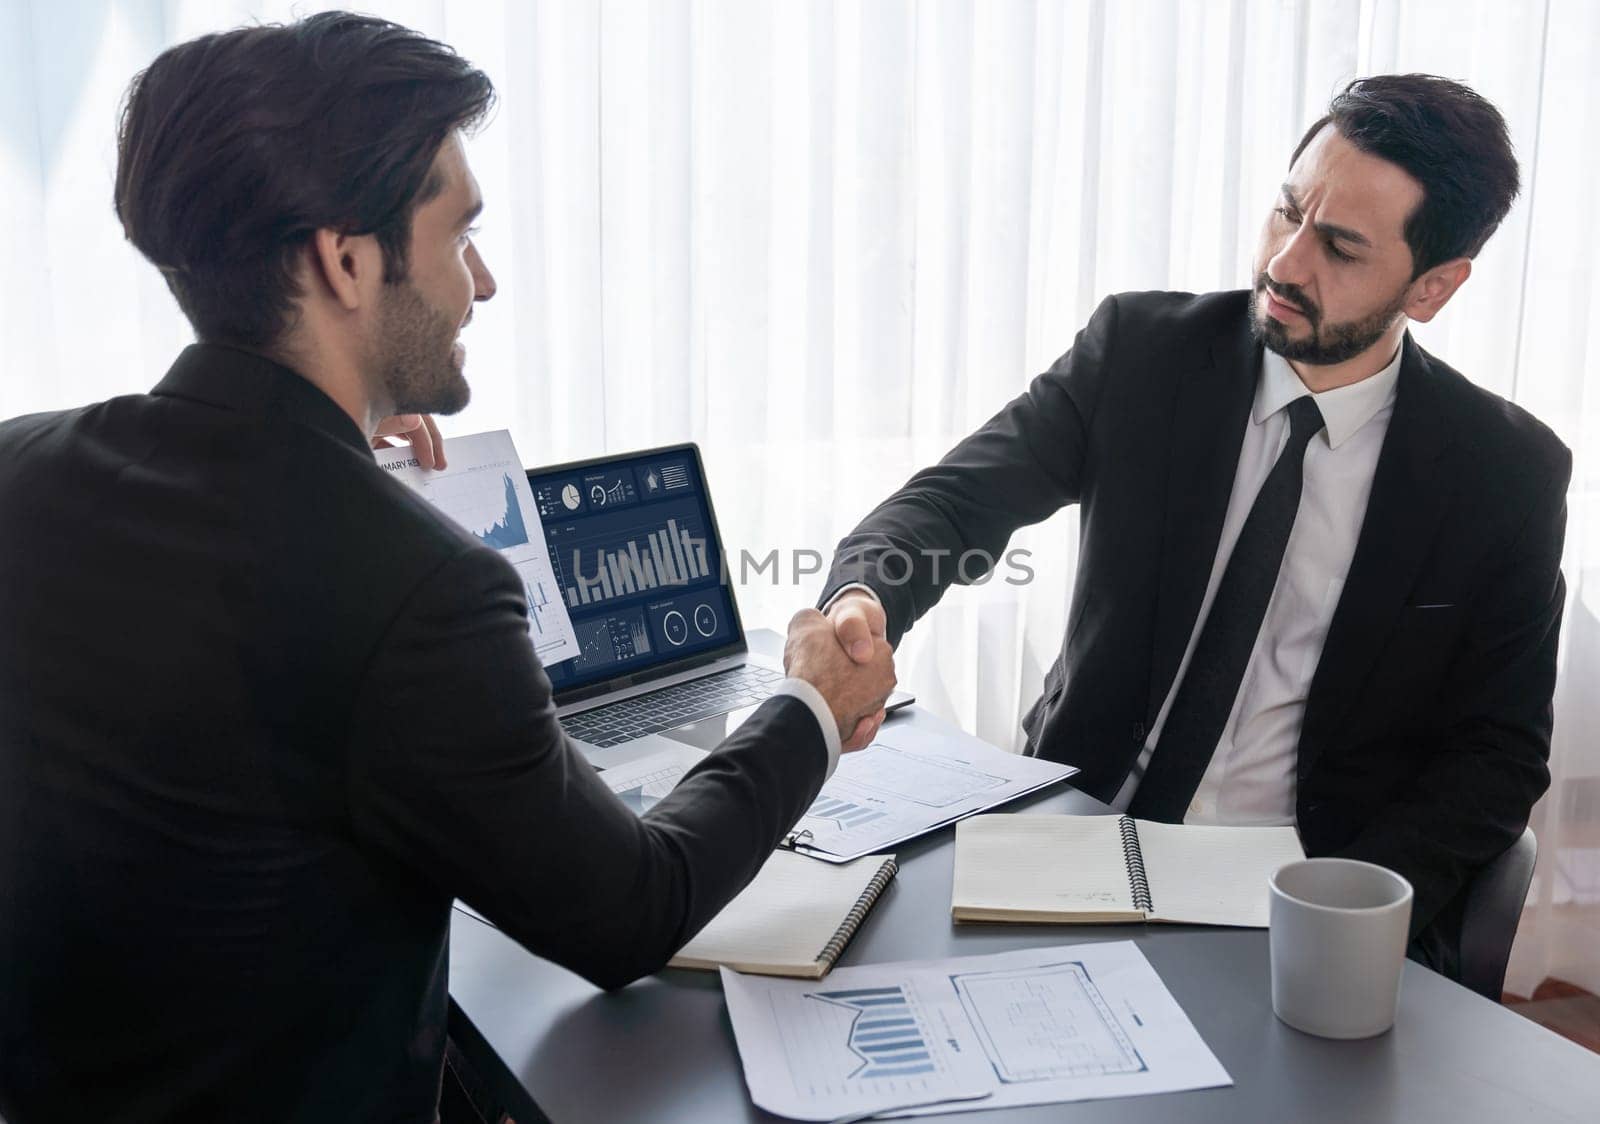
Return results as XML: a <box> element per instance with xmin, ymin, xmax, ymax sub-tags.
<box><xmin>770</xmin><ymin>677</ymin><xmax>842</xmax><ymax>780</ymax></box>
<box><xmin>821</xmin><ymin>582</ymin><xmax>881</xmax><ymax>614</ymax></box>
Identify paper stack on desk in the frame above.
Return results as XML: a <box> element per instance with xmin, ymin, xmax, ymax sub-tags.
<box><xmin>598</xmin><ymin>707</ymin><xmax>1078</xmax><ymax>863</ymax></box>
<box><xmin>721</xmin><ymin>940</ymin><xmax>1230</xmax><ymax>1120</ymax></box>
<box><xmin>785</xmin><ymin>715</ymin><xmax>1077</xmax><ymax>862</ymax></box>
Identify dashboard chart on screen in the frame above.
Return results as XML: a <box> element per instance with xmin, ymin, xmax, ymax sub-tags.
<box><xmin>527</xmin><ymin>448</ymin><xmax>740</xmax><ymax>693</ymax></box>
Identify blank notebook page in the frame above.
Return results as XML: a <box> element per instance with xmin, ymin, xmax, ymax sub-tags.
<box><xmin>1134</xmin><ymin>821</ymin><xmax>1305</xmax><ymax>926</ymax></box>
<box><xmin>952</xmin><ymin>815</ymin><xmax>1136</xmax><ymax>916</ymax></box>
<box><xmin>670</xmin><ymin>850</ymin><xmax>888</xmax><ymax>972</ymax></box>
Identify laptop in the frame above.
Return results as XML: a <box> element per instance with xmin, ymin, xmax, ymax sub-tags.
<box><xmin>527</xmin><ymin>443</ymin><xmax>909</xmax><ymax>770</ymax></box>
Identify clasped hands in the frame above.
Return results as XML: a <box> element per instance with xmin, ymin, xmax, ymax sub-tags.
<box><xmin>784</xmin><ymin>590</ymin><xmax>895</xmax><ymax>752</ymax></box>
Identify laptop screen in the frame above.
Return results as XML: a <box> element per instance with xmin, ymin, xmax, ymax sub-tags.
<box><xmin>527</xmin><ymin>444</ymin><xmax>743</xmax><ymax>699</ymax></box>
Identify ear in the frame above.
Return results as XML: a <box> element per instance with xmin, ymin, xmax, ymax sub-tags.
<box><xmin>1403</xmin><ymin>258</ymin><xmax>1471</xmax><ymax>324</ymax></box>
<box><xmin>307</xmin><ymin>228</ymin><xmax>382</xmax><ymax>313</ymax></box>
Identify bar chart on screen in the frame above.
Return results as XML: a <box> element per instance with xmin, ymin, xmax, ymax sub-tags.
<box><xmin>376</xmin><ymin>430</ymin><xmax>580</xmax><ymax>665</ymax></box>
<box><xmin>556</xmin><ymin>514</ymin><xmax>713</xmax><ymax>608</ymax></box>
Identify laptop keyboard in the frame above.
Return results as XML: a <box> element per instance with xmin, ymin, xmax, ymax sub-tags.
<box><xmin>561</xmin><ymin>664</ymin><xmax>787</xmax><ymax>747</ymax></box>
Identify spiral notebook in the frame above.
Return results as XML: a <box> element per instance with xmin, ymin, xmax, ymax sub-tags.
<box><xmin>670</xmin><ymin>851</ymin><xmax>897</xmax><ymax>978</ymax></box>
<box><xmin>951</xmin><ymin>814</ymin><xmax>1305</xmax><ymax>928</ymax></box>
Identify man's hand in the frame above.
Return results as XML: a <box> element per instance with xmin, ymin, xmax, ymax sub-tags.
<box><xmin>784</xmin><ymin>608</ymin><xmax>896</xmax><ymax>752</ymax></box>
<box><xmin>826</xmin><ymin>588</ymin><xmax>888</xmax><ymax>664</ymax></box>
<box><xmin>822</xmin><ymin>589</ymin><xmax>893</xmax><ymax>745</ymax></box>
<box><xmin>372</xmin><ymin>414</ymin><xmax>446</xmax><ymax>469</ymax></box>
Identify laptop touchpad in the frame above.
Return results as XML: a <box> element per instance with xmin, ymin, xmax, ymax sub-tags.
<box><xmin>659</xmin><ymin>703</ymin><xmax>762</xmax><ymax>752</ymax></box>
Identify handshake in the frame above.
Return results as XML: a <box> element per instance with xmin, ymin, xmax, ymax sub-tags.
<box><xmin>783</xmin><ymin>590</ymin><xmax>895</xmax><ymax>752</ymax></box>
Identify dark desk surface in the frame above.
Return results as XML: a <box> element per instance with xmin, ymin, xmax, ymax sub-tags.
<box><xmin>449</xmin><ymin>632</ymin><xmax>1600</xmax><ymax>1122</ymax></box>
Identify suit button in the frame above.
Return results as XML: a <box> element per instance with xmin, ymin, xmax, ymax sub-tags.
<box><xmin>1132</xmin><ymin>722</ymin><xmax>1146</xmax><ymax>744</ymax></box>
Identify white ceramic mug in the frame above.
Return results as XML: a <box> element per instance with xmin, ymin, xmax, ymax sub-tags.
<box><xmin>1268</xmin><ymin>858</ymin><xmax>1414</xmax><ymax>1039</ymax></box>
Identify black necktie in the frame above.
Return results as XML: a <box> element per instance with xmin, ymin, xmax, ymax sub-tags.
<box><xmin>1129</xmin><ymin>394</ymin><xmax>1327</xmax><ymax>823</ymax></box>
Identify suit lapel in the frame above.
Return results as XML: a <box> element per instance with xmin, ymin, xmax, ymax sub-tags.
<box><xmin>1299</xmin><ymin>334</ymin><xmax>1456</xmax><ymax>769</ymax></box>
<box><xmin>1145</xmin><ymin>318</ymin><xmax>1261</xmax><ymax>723</ymax></box>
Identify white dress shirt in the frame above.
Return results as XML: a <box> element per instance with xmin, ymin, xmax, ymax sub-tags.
<box><xmin>1112</xmin><ymin>344</ymin><xmax>1403</xmax><ymax>824</ymax></box>
<box><xmin>771</xmin><ymin>677</ymin><xmax>843</xmax><ymax>778</ymax></box>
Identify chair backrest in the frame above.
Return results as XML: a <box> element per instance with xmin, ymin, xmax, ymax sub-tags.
<box><xmin>1457</xmin><ymin>826</ymin><xmax>1537</xmax><ymax>1002</ymax></box>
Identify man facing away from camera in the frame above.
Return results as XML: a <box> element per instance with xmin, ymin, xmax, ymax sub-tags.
<box><xmin>0</xmin><ymin>14</ymin><xmax>895</xmax><ymax>1122</ymax></box>
<box><xmin>822</xmin><ymin>74</ymin><xmax>1569</xmax><ymax>979</ymax></box>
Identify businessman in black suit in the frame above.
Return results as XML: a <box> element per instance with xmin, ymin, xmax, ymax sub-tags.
<box><xmin>822</xmin><ymin>75</ymin><xmax>1569</xmax><ymax>977</ymax></box>
<box><xmin>0</xmin><ymin>15</ymin><xmax>894</xmax><ymax>1123</ymax></box>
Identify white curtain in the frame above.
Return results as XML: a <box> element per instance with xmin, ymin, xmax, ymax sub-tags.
<box><xmin>3</xmin><ymin>0</ymin><xmax>1596</xmax><ymax>1000</ymax></box>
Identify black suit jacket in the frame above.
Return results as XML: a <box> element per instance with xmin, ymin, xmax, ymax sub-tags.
<box><xmin>0</xmin><ymin>345</ymin><xmax>828</xmax><ymax>1122</ymax></box>
<box><xmin>821</xmin><ymin>290</ymin><xmax>1569</xmax><ymax>966</ymax></box>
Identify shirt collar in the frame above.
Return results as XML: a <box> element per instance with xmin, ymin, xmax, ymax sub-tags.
<box><xmin>1253</xmin><ymin>340</ymin><xmax>1403</xmax><ymax>449</ymax></box>
<box><xmin>151</xmin><ymin>343</ymin><xmax>373</xmax><ymax>458</ymax></box>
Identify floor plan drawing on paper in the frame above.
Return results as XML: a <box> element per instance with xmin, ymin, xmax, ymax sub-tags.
<box><xmin>951</xmin><ymin>961</ymin><xmax>1146</xmax><ymax>1083</ymax></box>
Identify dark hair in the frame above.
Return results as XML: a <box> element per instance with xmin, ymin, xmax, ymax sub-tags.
<box><xmin>1290</xmin><ymin>74</ymin><xmax>1518</xmax><ymax>278</ymax></box>
<box><xmin>115</xmin><ymin>12</ymin><xmax>495</xmax><ymax>349</ymax></box>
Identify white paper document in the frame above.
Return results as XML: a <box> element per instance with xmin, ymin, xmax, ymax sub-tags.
<box><xmin>597</xmin><ymin>743</ymin><xmax>710</xmax><ymax>814</ymax></box>
<box><xmin>721</xmin><ymin>940</ymin><xmax>1230</xmax><ymax>1120</ymax></box>
<box><xmin>789</xmin><ymin>710</ymin><xmax>1077</xmax><ymax>863</ymax></box>
<box><xmin>376</xmin><ymin>430</ymin><xmax>579</xmax><ymax>665</ymax></box>
<box><xmin>597</xmin><ymin>709</ymin><xmax>1076</xmax><ymax>861</ymax></box>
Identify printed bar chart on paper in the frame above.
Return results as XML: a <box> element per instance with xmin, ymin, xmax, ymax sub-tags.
<box><xmin>807</xmin><ymin>796</ymin><xmax>889</xmax><ymax>832</ymax></box>
<box><xmin>721</xmin><ymin>940</ymin><xmax>1230</xmax><ymax>1121</ymax></box>
<box><xmin>748</xmin><ymin>976</ymin><xmax>975</xmax><ymax>1113</ymax></box>
<box><xmin>810</xmin><ymin>987</ymin><xmax>935</xmax><ymax>1077</ymax></box>
<box><xmin>376</xmin><ymin>430</ymin><xmax>579</xmax><ymax>665</ymax></box>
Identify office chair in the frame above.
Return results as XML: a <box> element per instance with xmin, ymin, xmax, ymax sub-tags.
<box><xmin>1457</xmin><ymin>827</ymin><xmax>1538</xmax><ymax>1002</ymax></box>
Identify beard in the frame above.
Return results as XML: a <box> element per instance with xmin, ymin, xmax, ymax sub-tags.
<box><xmin>1249</xmin><ymin>271</ymin><xmax>1407</xmax><ymax>366</ymax></box>
<box><xmin>374</xmin><ymin>280</ymin><xmax>471</xmax><ymax>416</ymax></box>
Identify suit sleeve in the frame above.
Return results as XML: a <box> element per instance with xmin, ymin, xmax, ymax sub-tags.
<box><xmin>1336</xmin><ymin>448</ymin><xmax>1570</xmax><ymax>939</ymax></box>
<box><xmin>817</xmin><ymin>295</ymin><xmax>1119</xmax><ymax>645</ymax></box>
<box><xmin>345</xmin><ymin>545</ymin><xmax>829</xmax><ymax>989</ymax></box>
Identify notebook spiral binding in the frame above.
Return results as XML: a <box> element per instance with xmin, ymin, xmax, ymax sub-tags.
<box><xmin>817</xmin><ymin>858</ymin><xmax>898</xmax><ymax>968</ymax></box>
<box><xmin>1118</xmin><ymin>816</ymin><xmax>1154</xmax><ymax>914</ymax></box>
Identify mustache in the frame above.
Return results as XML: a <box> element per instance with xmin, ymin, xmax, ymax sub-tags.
<box><xmin>1255</xmin><ymin>272</ymin><xmax>1319</xmax><ymax>327</ymax></box>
